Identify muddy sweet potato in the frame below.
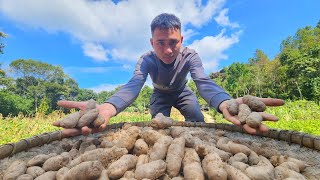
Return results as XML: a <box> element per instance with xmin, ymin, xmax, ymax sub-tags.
<box><xmin>34</xmin><ymin>171</ymin><xmax>57</xmax><ymax>180</ymax></box>
<box><xmin>166</xmin><ymin>136</ymin><xmax>185</xmax><ymax>177</ymax></box>
<box><xmin>238</xmin><ymin>104</ymin><xmax>251</xmax><ymax>124</ymax></box>
<box><xmin>182</xmin><ymin>148</ymin><xmax>205</xmax><ymax>180</ymax></box>
<box><xmin>149</xmin><ymin>136</ymin><xmax>173</xmax><ymax>161</ymax></box>
<box><xmin>150</xmin><ymin>113</ymin><xmax>174</xmax><ymax>129</ymax></box>
<box><xmin>246</xmin><ymin>112</ymin><xmax>263</xmax><ymax>128</ymax></box>
<box><xmin>107</xmin><ymin>154</ymin><xmax>138</xmax><ymax>179</ymax></box>
<box><xmin>3</xmin><ymin>160</ymin><xmax>27</xmax><ymax>180</ymax></box>
<box><xmin>202</xmin><ymin>153</ymin><xmax>227</xmax><ymax>180</ymax></box>
<box><xmin>63</xmin><ymin>161</ymin><xmax>104</xmax><ymax>180</ymax></box>
<box><xmin>226</xmin><ymin>99</ymin><xmax>239</xmax><ymax>116</ymax></box>
<box><xmin>135</xmin><ymin>160</ymin><xmax>166</xmax><ymax>180</ymax></box>
<box><xmin>26</xmin><ymin>166</ymin><xmax>45</xmax><ymax>178</ymax></box>
<box><xmin>242</xmin><ymin>95</ymin><xmax>266</xmax><ymax>112</ymax></box>
<box><xmin>133</xmin><ymin>139</ymin><xmax>149</xmax><ymax>156</ymax></box>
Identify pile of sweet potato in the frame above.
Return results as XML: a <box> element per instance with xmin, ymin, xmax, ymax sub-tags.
<box><xmin>2</xmin><ymin>113</ymin><xmax>314</xmax><ymax>180</ymax></box>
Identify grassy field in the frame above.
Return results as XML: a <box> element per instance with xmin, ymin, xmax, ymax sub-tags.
<box><xmin>0</xmin><ymin>100</ymin><xmax>319</xmax><ymax>145</ymax></box>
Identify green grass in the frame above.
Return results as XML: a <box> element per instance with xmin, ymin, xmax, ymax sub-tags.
<box><xmin>0</xmin><ymin>100</ymin><xmax>319</xmax><ymax>145</ymax></box>
<box><xmin>208</xmin><ymin>100</ymin><xmax>320</xmax><ymax>136</ymax></box>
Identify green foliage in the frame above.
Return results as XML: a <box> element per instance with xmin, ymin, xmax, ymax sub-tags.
<box><xmin>187</xmin><ymin>80</ymin><xmax>206</xmax><ymax>105</ymax></box>
<box><xmin>0</xmin><ymin>91</ymin><xmax>33</xmax><ymax>116</ymax></box>
<box><xmin>38</xmin><ymin>97</ymin><xmax>51</xmax><ymax>114</ymax></box>
<box><xmin>129</xmin><ymin>85</ymin><xmax>153</xmax><ymax>112</ymax></box>
<box><xmin>75</xmin><ymin>88</ymin><xmax>97</xmax><ymax>101</ymax></box>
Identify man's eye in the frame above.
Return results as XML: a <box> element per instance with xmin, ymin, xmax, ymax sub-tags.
<box><xmin>169</xmin><ymin>40</ymin><xmax>178</xmax><ymax>46</ymax></box>
<box><xmin>158</xmin><ymin>42</ymin><xmax>164</xmax><ymax>46</ymax></box>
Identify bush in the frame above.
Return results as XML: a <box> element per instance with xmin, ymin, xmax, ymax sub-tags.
<box><xmin>0</xmin><ymin>91</ymin><xmax>33</xmax><ymax>116</ymax></box>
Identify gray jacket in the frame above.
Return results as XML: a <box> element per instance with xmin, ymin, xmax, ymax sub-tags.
<box><xmin>106</xmin><ymin>47</ymin><xmax>231</xmax><ymax>114</ymax></box>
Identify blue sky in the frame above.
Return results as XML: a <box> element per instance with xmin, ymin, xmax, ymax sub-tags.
<box><xmin>0</xmin><ymin>0</ymin><xmax>319</xmax><ymax>92</ymax></box>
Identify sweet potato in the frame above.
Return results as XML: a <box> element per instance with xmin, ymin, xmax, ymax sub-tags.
<box><xmin>226</xmin><ymin>99</ymin><xmax>239</xmax><ymax>116</ymax></box>
<box><xmin>224</xmin><ymin>163</ymin><xmax>250</xmax><ymax>180</ymax></box>
<box><xmin>92</xmin><ymin>114</ymin><xmax>105</xmax><ymax>128</ymax></box>
<box><xmin>135</xmin><ymin>160</ymin><xmax>166</xmax><ymax>180</ymax></box>
<box><xmin>142</xmin><ymin>129</ymin><xmax>164</xmax><ymax>145</ymax></box>
<box><xmin>149</xmin><ymin>136</ymin><xmax>173</xmax><ymax>161</ymax></box>
<box><xmin>274</xmin><ymin>166</ymin><xmax>307</xmax><ymax>180</ymax></box>
<box><xmin>136</xmin><ymin>154</ymin><xmax>149</xmax><ymax>167</ymax></box>
<box><xmin>166</xmin><ymin>136</ymin><xmax>185</xmax><ymax>177</ymax></box>
<box><xmin>133</xmin><ymin>139</ymin><xmax>149</xmax><ymax>156</ymax></box>
<box><xmin>230</xmin><ymin>161</ymin><xmax>249</xmax><ymax>172</ymax></box>
<box><xmin>202</xmin><ymin>153</ymin><xmax>227</xmax><ymax>180</ymax></box>
<box><xmin>270</xmin><ymin>155</ymin><xmax>307</xmax><ymax>172</ymax></box>
<box><xmin>34</xmin><ymin>171</ymin><xmax>57</xmax><ymax>180</ymax></box>
<box><xmin>242</xmin><ymin>95</ymin><xmax>266</xmax><ymax>112</ymax></box>
<box><xmin>228</xmin><ymin>153</ymin><xmax>248</xmax><ymax>164</ymax></box>
<box><xmin>63</xmin><ymin>161</ymin><xmax>104</xmax><ymax>180</ymax></box>
<box><xmin>238</xmin><ymin>104</ymin><xmax>251</xmax><ymax>124</ymax></box>
<box><xmin>227</xmin><ymin>141</ymin><xmax>251</xmax><ymax>156</ymax></box>
<box><xmin>27</xmin><ymin>153</ymin><xmax>56</xmax><ymax>167</ymax></box>
<box><xmin>206</xmin><ymin>145</ymin><xmax>232</xmax><ymax>162</ymax></box>
<box><xmin>97</xmin><ymin>169</ymin><xmax>110</xmax><ymax>180</ymax></box>
<box><xmin>248</xmin><ymin>151</ymin><xmax>260</xmax><ymax>165</ymax></box>
<box><xmin>3</xmin><ymin>160</ymin><xmax>27</xmax><ymax>180</ymax></box>
<box><xmin>42</xmin><ymin>153</ymin><xmax>71</xmax><ymax>171</ymax></box>
<box><xmin>16</xmin><ymin>174</ymin><xmax>33</xmax><ymax>180</ymax></box>
<box><xmin>246</xmin><ymin>112</ymin><xmax>263</xmax><ymax>128</ymax></box>
<box><xmin>245</xmin><ymin>156</ymin><xmax>275</xmax><ymax>180</ymax></box>
<box><xmin>68</xmin><ymin>147</ymin><xmax>128</xmax><ymax>168</ymax></box>
<box><xmin>56</xmin><ymin>167</ymin><xmax>70</xmax><ymax>180</ymax></box>
<box><xmin>182</xmin><ymin>148</ymin><xmax>205</xmax><ymax>180</ymax></box>
<box><xmin>57</xmin><ymin>112</ymin><xmax>81</xmax><ymax>128</ymax></box>
<box><xmin>26</xmin><ymin>166</ymin><xmax>45</xmax><ymax>178</ymax></box>
<box><xmin>77</xmin><ymin>109</ymin><xmax>99</xmax><ymax>128</ymax></box>
<box><xmin>111</xmin><ymin>126</ymin><xmax>140</xmax><ymax>151</ymax></box>
<box><xmin>122</xmin><ymin>171</ymin><xmax>135</xmax><ymax>179</ymax></box>
<box><xmin>150</xmin><ymin>113</ymin><xmax>174</xmax><ymax>129</ymax></box>
<box><xmin>107</xmin><ymin>154</ymin><xmax>137</xmax><ymax>179</ymax></box>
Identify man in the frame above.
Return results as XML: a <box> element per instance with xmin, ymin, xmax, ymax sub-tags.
<box><xmin>55</xmin><ymin>13</ymin><xmax>284</xmax><ymax>136</ymax></box>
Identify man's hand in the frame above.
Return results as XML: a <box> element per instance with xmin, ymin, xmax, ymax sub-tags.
<box><xmin>219</xmin><ymin>97</ymin><xmax>285</xmax><ymax>134</ymax></box>
<box><xmin>53</xmin><ymin>101</ymin><xmax>117</xmax><ymax>137</ymax></box>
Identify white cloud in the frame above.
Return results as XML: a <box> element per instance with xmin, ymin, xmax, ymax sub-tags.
<box><xmin>0</xmin><ymin>0</ymin><xmax>234</xmax><ymax>64</ymax></box>
<box><xmin>214</xmin><ymin>8</ymin><xmax>239</xmax><ymax>28</ymax></box>
<box><xmin>189</xmin><ymin>29</ymin><xmax>241</xmax><ymax>72</ymax></box>
<box><xmin>82</xmin><ymin>42</ymin><xmax>109</xmax><ymax>61</ymax></box>
<box><xmin>89</xmin><ymin>83</ymin><xmax>121</xmax><ymax>93</ymax></box>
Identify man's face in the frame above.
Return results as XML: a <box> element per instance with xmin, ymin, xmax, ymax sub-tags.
<box><xmin>150</xmin><ymin>27</ymin><xmax>184</xmax><ymax>64</ymax></box>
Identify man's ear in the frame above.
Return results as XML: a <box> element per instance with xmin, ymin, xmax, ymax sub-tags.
<box><xmin>181</xmin><ymin>36</ymin><xmax>184</xmax><ymax>44</ymax></box>
<box><xmin>150</xmin><ymin>38</ymin><xmax>153</xmax><ymax>46</ymax></box>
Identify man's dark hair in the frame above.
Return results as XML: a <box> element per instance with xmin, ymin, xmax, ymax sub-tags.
<box><xmin>150</xmin><ymin>13</ymin><xmax>181</xmax><ymax>34</ymax></box>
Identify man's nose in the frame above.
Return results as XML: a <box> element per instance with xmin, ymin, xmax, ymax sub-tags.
<box><xmin>164</xmin><ymin>46</ymin><xmax>173</xmax><ymax>55</ymax></box>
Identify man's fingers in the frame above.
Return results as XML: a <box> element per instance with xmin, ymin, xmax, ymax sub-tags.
<box><xmin>222</xmin><ymin>108</ymin><xmax>241</xmax><ymax>126</ymax></box>
<box><xmin>61</xmin><ymin>129</ymin><xmax>82</xmax><ymax>137</ymax></box>
<box><xmin>52</xmin><ymin>121</ymin><xmax>60</xmax><ymax>127</ymax></box>
<box><xmin>260</xmin><ymin>112</ymin><xmax>279</xmax><ymax>121</ymax></box>
<box><xmin>57</xmin><ymin>100</ymin><xmax>87</xmax><ymax>110</ymax></box>
<box><xmin>243</xmin><ymin>123</ymin><xmax>269</xmax><ymax>135</ymax></box>
<box><xmin>257</xmin><ymin>98</ymin><xmax>285</xmax><ymax>106</ymax></box>
<box><xmin>81</xmin><ymin>126</ymin><xmax>92</xmax><ymax>136</ymax></box>
<box><xmin>243</xmin><ymin>124</ymin><xmax>257</xmax><ymax>134</ymax></box>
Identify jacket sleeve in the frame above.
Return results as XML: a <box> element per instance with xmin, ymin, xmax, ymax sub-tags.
<box><xmin>105</xmin><ymin>56</ymin><xmax>149</xmax><ymax>114</ymax></box>
<box><xmin>189</xmin><ymin>53</ymin><xmax>231</xmax><ymax>112</ymax></box>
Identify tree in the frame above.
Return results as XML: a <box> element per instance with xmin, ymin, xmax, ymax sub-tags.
<box><xmin>0</xmin><ymin>32</ymin><xmax>6</xmax><ymax>54</ymax></box>
<box><xmin>75</xmin><ymin>89</ymin><xmax>97</xmax><ymax>101</ymax></box>
<box><xmin>9</xmin><ymin>59</ymin><xmax>74</xmax><ymax>113</ymax></box>
<box><xmin>279</xmin><ymin>23</ymin><xmax>320</xmax><ymax>100</ymax></box>
<box><xmin>248</xmin><ymin>49</ymin><xmax>270</xmax><ymax>97</ymax></box>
